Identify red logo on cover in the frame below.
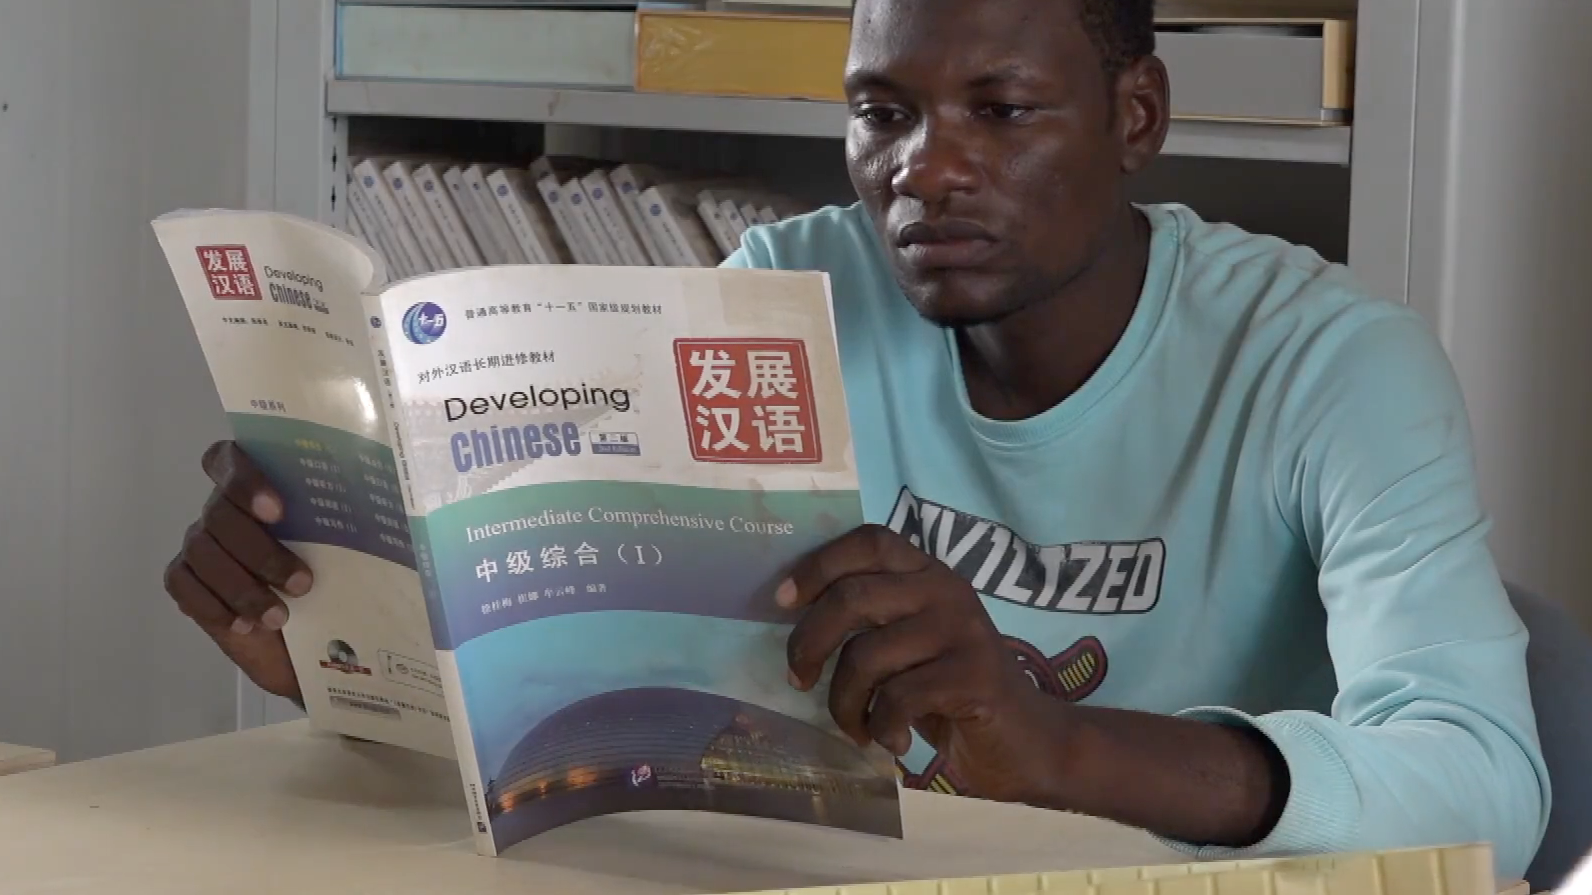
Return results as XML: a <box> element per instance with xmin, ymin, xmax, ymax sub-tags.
<box><xmin>674</xmin><ymin>338</ymin><xmax>822</xmax><ymax>464</ymax></box>
<box><xmin>196</xmin><ymin>245</ymin><xmax>261</xmax><ymax>300</ymax></box>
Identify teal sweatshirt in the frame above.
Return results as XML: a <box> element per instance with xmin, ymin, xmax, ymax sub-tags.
<box><xmin>723</xmin><ymin>201</ymin><xmax>1550</xmax><ymax>879</ymax></box>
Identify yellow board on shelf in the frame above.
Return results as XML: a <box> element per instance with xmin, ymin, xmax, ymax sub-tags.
<box><xmin>633</xmin><ymin>7</ymin><xmax>1356</xmax><ymax>123</ymax></box>
<box><xmin>635</xmin><ymin>10</ymin><xmax>850</xmax><ymax>102</ymax></box>
<box><xmin>727</xmin><ymin>843</ymin><xmax>1511</xmax><ymax>895</ymax></box>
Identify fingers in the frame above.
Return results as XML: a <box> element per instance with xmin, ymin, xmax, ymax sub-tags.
<box><xmin>826</xmin><ymin>612</ymin><xmax>947</xmax><ymax>750</ymax></box>
<box><xmin>182</xmin><ymin>524</ymin><xmax>290</xmax><ymax>633</ymax></box>
<box><xmin>163</xmin><ymin>552</ymin><xmax>242</xmax><ymax>635</ymax></box>
<box><xmin>786</xmin><ymin>571</ymin><xmax>925</xmax><ymax>691</ymax></box>
<box><xmin>780</xmin><ymin>523</ymin><xmax>999</xmax><ymax>758</ymax></box>
<box><xmin>166</xmin><ymin>441</ymin><xmax>314</xmax><ymax>639</ymax></box>
<box><xmin>865</xmin><ymin>659</ymin><xmax>968</xmax><ymax>757</ymax></box>
<box><xmin>202</xmin><ymin>440</ymin><xmax>284</xmax><ymax>525</ymax></box>
<box><xmin>200</xmin><ymin>493</ymin><xmax>312</xmax><ymax>597</ymax></box>
<box><xmin>776</xmin><ymin>524</ymin><xmax>932</xmax><ymax>611</ymax></box>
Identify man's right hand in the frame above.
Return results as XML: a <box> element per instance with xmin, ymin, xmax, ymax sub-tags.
<box><xmin>163</xmin><ymin>441</ymin><xmax>313</xmax><ymax>703</ymax></box>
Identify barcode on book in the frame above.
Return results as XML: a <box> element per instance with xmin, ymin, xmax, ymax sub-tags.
<box><xmin>330</xmin><ymin>694</ymin><xmax>401</xmax><ymax>718</ymax></box>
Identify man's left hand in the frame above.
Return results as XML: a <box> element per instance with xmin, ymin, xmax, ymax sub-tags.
<box><xmin>781</xmin><ymin>523</ymin><xmax>1075</xmax><ymax>805</ymax></box>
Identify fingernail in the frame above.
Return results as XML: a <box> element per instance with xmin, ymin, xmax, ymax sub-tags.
<box><xmin>231</xmin><ymin>617</ymin><xmax>255</xmax><ymax>636</ymax></box>
<box><xmin>787</xmin><ymin>669</ymin><xmax>804</xmax><ymax>690</ymax></box>
<box><xmin>252</xmin><ymin>493</ymin><xmax>282</xmax><ymax>524</ymax></box>
<box><xmin>284</xmin><ymin>571</ymin><xmax>312</xmax><ymax>597</ymax></box>
<box><xmin>774</xmin><ymin>579</ymin><xmax>798</xmax><ymax>608</ymax></box>
<box><xmin>261</xmin><ymin>606</ymin><xmax>288</xmax><ymax>631</ymax></box>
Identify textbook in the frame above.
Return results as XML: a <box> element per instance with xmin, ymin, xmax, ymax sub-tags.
<box><xmin>152</xmin><ymin>208</ymin><xmax>902</xmax><ymax>855</ymax></box>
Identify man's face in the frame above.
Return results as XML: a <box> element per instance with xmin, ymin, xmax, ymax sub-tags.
<box><xmin>844</xmin><ymin>0</ymin><xmax>1148</xmax><ymax>327</ymax></box>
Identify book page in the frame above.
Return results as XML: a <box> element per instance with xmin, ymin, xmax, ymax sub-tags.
<box><xmin>152</xmin><ymin>209</ymin><xmax>455</xmax><ymax>759</ymax></box>
<box><xmin>377</xmin><ymin>265</ymin><xmax>903</xmax><ymax>855</ymax></box>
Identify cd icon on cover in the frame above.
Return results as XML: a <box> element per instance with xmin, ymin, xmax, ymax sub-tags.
<box><xmin>402</xmin><ymin>301</ymin><xmax>447</xmax><ymax>345</ymax></box>
<box><xmin>328</xmin><ymin>639</ymin><xmax>357</xmax><ymax>667</ymax></box>
<box><xmin>320</xmin><ymin>639</ymin><xmax>372</xmax><ymax>676</ymax></box>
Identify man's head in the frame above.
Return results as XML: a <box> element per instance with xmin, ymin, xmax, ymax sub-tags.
<box><xmin>845</xmin><ymin>0</ymin><xmax>1169</xmax><ymax>327</ymax></box>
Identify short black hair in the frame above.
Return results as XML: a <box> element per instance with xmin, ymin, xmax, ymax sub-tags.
<box><xmin>1079</xmin><ymin>0</ymin><xmax>1157</xmax><ymax>75</ymax></box>
<box><xmin>848</xmin><ymin>0</ymin><xmax>1156</xmax><ymax>79</ymax></box>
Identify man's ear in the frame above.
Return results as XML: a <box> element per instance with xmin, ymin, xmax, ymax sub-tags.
<box><xmin>1115</xmin><ymin>55</ymin><xmax>1170</xmax><ymax>175</ymax></box>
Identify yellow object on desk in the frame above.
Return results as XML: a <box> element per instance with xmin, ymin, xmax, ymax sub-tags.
<box><xmin>0</xmin><ymin>741</ymin><xmax>54</xmax><ymax>776</ymax></box>
<box><xmin>0</xmin><ymin>721</ymin><xmax>1533</xmax><ymax>894</ymax></box>
<box><xmin>737</xmin><ymin>845</ymin><xmax>1506</xmax><ymax>895</ymax></box>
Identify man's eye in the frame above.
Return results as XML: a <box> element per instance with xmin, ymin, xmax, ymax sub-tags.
<box><xmin>852</xmin><ymin>104</ymin><xmax>906</xmax><ymax>126</ymax></box>
<box><xmin>980</xmin><ymin>104</ymin><xmax>1034</xmax><ymax>121</ymax></box>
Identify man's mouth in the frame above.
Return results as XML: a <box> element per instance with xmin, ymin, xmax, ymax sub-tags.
<box><xmin>893</xmin><ymin>220</ymin><xmax>1000</xmax><ymax>270</ymax></box>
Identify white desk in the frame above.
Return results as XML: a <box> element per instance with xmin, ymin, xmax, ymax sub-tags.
<box><xmin>0</xmin><ymin>721</ymin><xmax>1184</xmax><ymax>894</ymax></box>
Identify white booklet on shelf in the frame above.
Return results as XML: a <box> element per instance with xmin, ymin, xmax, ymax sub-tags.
<box><xmin>151</xmin><ymin>208</ymin><xmax>903</xmax><ymax>856</ymax></box>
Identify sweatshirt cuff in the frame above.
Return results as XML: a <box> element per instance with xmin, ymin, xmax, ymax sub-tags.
<box><xmin>1155</xmin><ymin>706</ymin><xmax>1361</xmax><ymax>860</ymax></box>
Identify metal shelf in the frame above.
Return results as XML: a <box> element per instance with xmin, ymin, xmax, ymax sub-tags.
<box><xmin>326</xmin><ymin>78</ymin><xmax>1354</xmax><ymax>166</ymax></box>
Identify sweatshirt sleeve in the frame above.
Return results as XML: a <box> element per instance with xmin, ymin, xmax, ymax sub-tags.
<box><xmin>1162</xmin><ymin>307</ymin><xmax>1551</xmax><ymax>880</ymax></box>
<box><xmin>720</xmin><ymin>243</ymin><xmax>757</xmax><ymax>269</ymax></box>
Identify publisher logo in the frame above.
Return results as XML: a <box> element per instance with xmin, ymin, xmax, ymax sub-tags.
<box><xmin>402</xmin><ymin>302</ymin><xmax>447</xmax><ymax>345</ymax></box>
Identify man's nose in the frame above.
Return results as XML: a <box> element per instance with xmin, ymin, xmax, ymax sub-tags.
<box><xmin>890</xmin><ymin>118</ymin><xmax>981</xmax><ymax>206</ymax></box>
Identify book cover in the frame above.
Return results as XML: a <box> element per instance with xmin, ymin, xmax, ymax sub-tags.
<box><xmin>379</xmin><ymin>264</ymin><xmax>902</xmax><ymax>854</ymax></box>
<box><xmin>151</xmin><ymin>210</ymin><xmax>456</xmax><ymax>759</ymax></box>
<box><xmin>153</xmin><ymin>207</ymin><xmax>903</xmax><ymax>856</ymax></box>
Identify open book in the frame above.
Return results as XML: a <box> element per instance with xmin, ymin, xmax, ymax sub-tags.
<box><xmin>151</xmin><ymin>209</ymin><xmax>903</xmax><ymax>856</ymax></box>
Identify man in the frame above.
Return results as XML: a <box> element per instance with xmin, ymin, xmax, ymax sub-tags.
<box><xmin>165</xmin><ymin>0</ymin><xmax>1550</xmax><ymax>879</ymax></box>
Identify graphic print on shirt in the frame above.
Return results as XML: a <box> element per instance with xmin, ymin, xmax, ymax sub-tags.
<box><xmin>883</xmin><ymin>487</ymin><xmax>1163</xmax><ymax>795</ymax></box>
<box><xmin>884</xmin><ymin>487</ymin><xmax>1165</xmax><ymax>614</ymax></box>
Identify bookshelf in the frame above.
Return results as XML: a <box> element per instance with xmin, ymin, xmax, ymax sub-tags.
<box><xmin>325</xmin><ymin>79</ymin><xmax>1357</xmax><ymax>165</ymax></box>
<box><xmin>248</xmin><ymin>0</ymin><xmax>1444</xmax><ymax>310</ymax></box>
<box><xmin>241</xmin><ymin>0</ymin><xmax>1445</xmax><ymax>724</ymax></box>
